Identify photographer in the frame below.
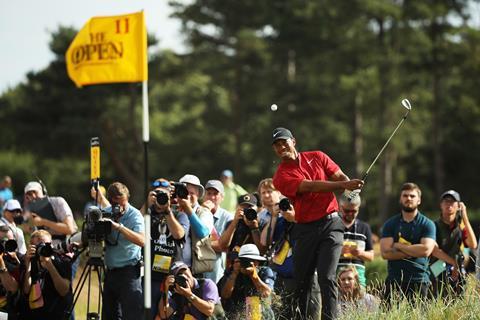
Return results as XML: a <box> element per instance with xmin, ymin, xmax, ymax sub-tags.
<box><xmin>177</xmin><ymin>174</ymin><xmax>214</xmax><ymax>270</ymax></box>
<box><xmin>102</xmin><ymin>182</ymin><xmax>145</xmax><ymax>320</ymax></box>
<box><xmin>218</xmin><ymin>194</ymin><xmax>263</xmax><ymax>267</ymax></box>
<box><xmin>158</xmin><ymin>261</ymin><xmax>219</xmax><ymax>320</ymax></box>
<box><xmin>22</xmin><ymin>229</ymin><xmax>72</xmax><ymax>320</ymax></box>
<box><xmin>148</xmin><ymin>179</ymin><xmax>190</xmax><ymax>318</ymax></box>
<box><xmin>0</xmin><ymin>225</ymin><xmax>23</xmax><ymax>319</ymax></box>
<box><xmin>218</xmin><ymin>243</ymin><xmax>275</xmax><ymax>320</ymax></box>
<box><xmin>23</xmin><ymin>181</ymin><xmax>78</xmax><ymax>246</ymax></box>
<box><xmin>0</xmin><ymin>199</ymin><xmax>27</xmax><ymax>254</ymax></box>
<box><xmin>430</xmin><ymin>190</ymin><xmax>477</xmax><ymax>297</ymax></box>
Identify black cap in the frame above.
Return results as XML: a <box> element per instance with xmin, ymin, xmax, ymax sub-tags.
<box><xmin>238</xmin><ymin>193</ymin><xmax>257</xmax><ymax>206</ymax></box>
<box><xmin>272</xmin><ymin>127</ymin><xmax>294</xmax><ymax>144</ymax></box>
<box><xmin>440</xmin><ymin>190</ymin><xmax>460</xmax><ymax>202</ymax></box>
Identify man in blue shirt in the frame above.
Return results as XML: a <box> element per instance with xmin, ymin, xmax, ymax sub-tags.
<box><xmin>380</xmin><ymin>182</ymin><xmax>436</xmax><ymax>301</ymax></box>
<box><xmin>102</xmin><ymin>182</ymin><xmax>145</xmax><ymax>320</ymax></box>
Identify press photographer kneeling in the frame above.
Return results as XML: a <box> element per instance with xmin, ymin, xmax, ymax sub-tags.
<box><xmin>22</xmin><ymin>229</ymin><xmax>72</xmax><ymax>320</ymax></box>
<box><xmin>158</xmin><ymin>261</ymin><xmax>219</xmax><ymax>320</ymax></box>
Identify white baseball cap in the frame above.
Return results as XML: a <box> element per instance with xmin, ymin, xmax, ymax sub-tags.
<box><xmin>3</xmin><ymin>199</ymin><xmax>22</xmax><ymax>212</ymax></box>
<box><xmin>24</xmin><ymin>181</ymin><xmax>43</xmax><ymax>195</ymax></box>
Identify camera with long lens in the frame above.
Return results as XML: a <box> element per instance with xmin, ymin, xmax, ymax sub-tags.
<box><xmin>243</xmin><ymin>208</ymin><xmax>257</xmax><ymax>221</ymax></box>
<box><xmin>239</xmin><ymin>258</ymin><xmax>254</xmax><ymax>269</ymax></box>
<box><xmin>172</xmin><ymin>182</ymin><xmax>189</xmax><ymax>199</ymax></box>
<box><xmin>278</xmin><ymin>198</ymin><xmax>291</xmax><ymax>212</ymax></box>
<box><xmin>36</xmin><ymin>242</ymin><xmax>54</xmax><ymax>257</ymax></box>
<box><xmin>0</xmin><ymin>240</ymin><xmax>17</xmax><ymax>254</ymax></box>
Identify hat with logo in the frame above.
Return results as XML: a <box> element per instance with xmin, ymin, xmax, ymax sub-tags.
<box><xmin>205</xmin><ymin>180</ymin><xmax>224</xmax><ymax>194</ymax></box>
<box><xmin>238</xmin><ymin>244</ymin><xmax>266</xmax><ymax>261</ymax></box>
<box><xmin>272</xmin><ymin>127</ymin><xmax>294</xmax><ymax>144</ymax></box>
<box><xmin>179</xmin><ymin>174</ymin><xmax>205</xmax><ymax>198</ymax></box>
<box><xmin>238</xmin><ymin>193</ymin><xmax>257</xmax><ymax>207</ymax></box>
<box><xmin>24</xmin><ymin>181</ymin><xmax>43</xmax><ymax>195</ymax></box>
<box><xmin>169</xmin><ymin>261</ymin><xmax>189</xmax><ymax>275</ymax></box>
<box><xmin>3</xmin><ymin>199</ymin><xmax>22</xmax><ymax>212</ymax></box>
<box><xmin>440</xmin><ymin>190</ymin><xmax>461</xmax><ymax>202</ymax></box>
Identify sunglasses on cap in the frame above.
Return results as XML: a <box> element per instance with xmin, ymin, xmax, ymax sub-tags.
<box><xmin>152</xmin><ymin>180</ymin><xmax>170</xmax><ymax>188</ymax></box>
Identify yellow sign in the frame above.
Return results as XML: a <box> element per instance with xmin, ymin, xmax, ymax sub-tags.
<box><xmin>66</xmin><ymin>11</ymin><xmax>148</xmax><ymax>87</ymax></box>
<box><xmin>90</xmin><ymin>138</ymin><xmax>100</xmax><ymax>181</ymax></box>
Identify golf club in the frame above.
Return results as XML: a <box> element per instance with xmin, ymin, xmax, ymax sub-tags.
<box><xmin>347</xmin><ymin>98</ymin><xmax>412</xmax><ymax>201</ymax></box>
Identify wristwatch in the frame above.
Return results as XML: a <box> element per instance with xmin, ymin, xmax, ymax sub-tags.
<box><xmin>188</xmin><ymin>294</ymin><xmax>196</xmax><ymax>302</ymax></box>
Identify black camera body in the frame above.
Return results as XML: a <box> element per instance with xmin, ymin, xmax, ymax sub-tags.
<box><xmin>0</xmin><ymin>239</ymin><xmax>17</xmax><ymax>254</ymax></box>
<box><xmin>174</xmin><ymin>274</ymin><xmax>188</xmax><ymax>288</ymax></box>
<box><xmin>243</xmin><ymin>208</ymin><xmax>257</xmax><ymax>221</ymax></box>
<box><xmin>36</xmin><ymin>242</ymin><xmax>54</xmax><ymax>257</ymax></box>
<box><xmin>172</xmin><ymin>182</ymin><xmax>189</xmax><ymax>199</ymax></box>
<box><xmin>279</xmin><ymin>198</ymin><xmax>291</xmax><ymax>212</ymax></box>
<box><xmin>239</xmin><ymin>257</ymin><xmax>254</xmax><ymax>269</ymax></box>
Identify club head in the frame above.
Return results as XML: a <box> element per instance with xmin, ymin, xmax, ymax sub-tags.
<box><xmin>401</xmin><ymin>99</ymin><xmax>412</xmax><ymax>110</ymax></box>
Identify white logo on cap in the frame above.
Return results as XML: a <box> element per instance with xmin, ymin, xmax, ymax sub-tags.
<box><xmin>273</xmin><ymin>131</ymin><xmax>282</xmax><ymax>138</ymax></box>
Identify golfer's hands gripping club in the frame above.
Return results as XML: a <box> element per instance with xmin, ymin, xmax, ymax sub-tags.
<box><xmin>343</xmin><ymin>179</ymin><xmax>364</xmax><ymax>202</ymax></box>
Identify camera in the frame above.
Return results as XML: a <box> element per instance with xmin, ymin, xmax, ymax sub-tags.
<box><xmin>155</xmin><ymin>190</ymin><xmax>170</xmax><ymax>206</ymax></box>
<box><xmin>278</xmin><ymin>198</ymin><xmax>291</xmax><ymax>212</ymax></box>
<box><xmin>239</xmin><ymin>258</ymin><xmax>254</xmax><ymax>269</ymax></box>
<box><xmin>172</xmin><ymin>182</ymin><xmax>189</xmax><ymax>199</ymax></box>
<box><xmin>83</xmin><ymin>206</ymin><xmax>117</xmax><ymax>258</ymax></box>
<box><xmin>174</xmin><ymin>274</ymin><xmax>188</xmax><ymax>288</ymax></box>
<box><xmin>0</xmin><ymin>240</ymin><xmax>17</xmax><ymax>254</ymax></box>
<box><xmin>13</xmin><ymin>214</ymin><xmax>27</xmax><ymax>225</ymax></box>
<box><xmin>243</xmin><ymin>208</ymin><xmax>257</xmax><ymax>221</ymax></box>
<box><xmin>36</xmin><ymin>242</ymin><xmax>54</xmax><ymax>257</ymax></box>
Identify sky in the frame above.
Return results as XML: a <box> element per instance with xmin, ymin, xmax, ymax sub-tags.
<box><xmin>0</xmin><ymin>0</ymin><xmax>185</xmax><ymax>94</ymax></box>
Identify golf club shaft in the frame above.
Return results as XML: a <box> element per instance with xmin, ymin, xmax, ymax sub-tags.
<box><xmin>362</xmin><ymin>112</ymin><xmax>409</xmax><ymax>181</ymax></box>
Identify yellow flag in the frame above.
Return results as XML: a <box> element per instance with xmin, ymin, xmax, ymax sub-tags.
<box><xmin>66</xmin><ymin>11</ymin><xmax>147</xmax><ymax>87</ymax></box>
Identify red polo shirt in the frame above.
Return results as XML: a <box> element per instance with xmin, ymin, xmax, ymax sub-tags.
<box><xmin>273</xmin><ymin>151</ymin><xmax>340</xmax><ymax>223</ymax></box>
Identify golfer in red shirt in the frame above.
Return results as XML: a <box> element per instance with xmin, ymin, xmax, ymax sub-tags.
<box><xmin>272</xmin><ymin>127</ymin><xmax>363</xmax><ymax>320</ymax></box>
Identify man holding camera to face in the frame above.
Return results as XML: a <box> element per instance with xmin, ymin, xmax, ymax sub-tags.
<box><xmin>219</xmin><ymin>194</ymin><xmax>264</xmax><ymax>267</ymax></box>
<box><xmin>147</xmin><ymin>179</ymin><xmax>190</xmax><ymax>318</ymax></box>
<box><xmin>22</xmin><ymin>229</ymin><xmax>72</xmax><ymax>320</ymax></box>
<box><xmin>102</xmin><ymin>182</ymin><xmax>145</xmax><ymax>320</ymax></box>
<box><xmin>158</xmin><ymin>261</ymin><xmax>219</xmax><ymax>320</ymax></box>
<box><xmin>218</xmin><ymin>243</ymin><xmax>275</xmax><ymax>320</ymax></box>
<box><xmin>1</xmin><ymin>199</ymin><xmax>27</xmax><ymax>255</ymax></box>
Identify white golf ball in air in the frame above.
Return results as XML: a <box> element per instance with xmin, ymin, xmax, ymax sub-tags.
<box><xmin>270</xmin><ymin>104</ymin><xmax>278</xmax><ymax>111</ymax></box>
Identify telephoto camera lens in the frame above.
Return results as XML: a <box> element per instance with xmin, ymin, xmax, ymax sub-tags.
<box><xmin>155</xmin><ymin>190</ymin><xmax>169</xmax><ymax>206</ymax></box>
<box><xmin>173</xmin><ymin>182</ymin><xmax>189</xmax><ymax>199</ymax></box>
<box><xmin>243</xmin><ymin>208</ymin><xmax>257</xmax><ymax>221</ymax></box>
<box><xmin>0</xmin><ymin>240</ymin><xmax>17</xmax><ymax>254</ymax></box>
<box><xmin>36</xmin><ymin>242</ymin><xmax>54</xmax><ymax>257</ymax></box>
<box><xmin>278</xmin><ymin>198</ymin><xmax>291</xmax><ymax>212</ymax></box>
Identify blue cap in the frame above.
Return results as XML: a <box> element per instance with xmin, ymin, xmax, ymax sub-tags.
<box><xmin>221</xmin><ymin>170</ymin><xmax>233</xmax><ymax>178</ymax></box>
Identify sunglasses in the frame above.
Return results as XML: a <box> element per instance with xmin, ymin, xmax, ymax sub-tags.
<box><xmin>342</xmin><ymin>209</ymin><xmax>358</xmax><ymax>214</ymax></box>
<box><xmin>152</xmin><ymin>180</ymin><xmax>170</xmax><ymax>188</ymax></box>
<box><xmin>8</xmin><ymin>209</ymin><xmax>22</xmax><ymax>214</ymax></box>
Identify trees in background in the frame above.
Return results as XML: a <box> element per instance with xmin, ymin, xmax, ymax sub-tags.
<box><xmin>1</xmin><ymin>1</ymin><xmax>479</xmax><ymax>229</ymax></box>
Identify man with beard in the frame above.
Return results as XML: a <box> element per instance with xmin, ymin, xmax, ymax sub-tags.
<box><xmin>380</xmin><ymin>182</ymin><xmax>436</xmax><ymax>301</ymax></box>
<box><xmin>337</xmin><ymin>194</ymin><xmax>374</xmax><ymax>288</ymax></box>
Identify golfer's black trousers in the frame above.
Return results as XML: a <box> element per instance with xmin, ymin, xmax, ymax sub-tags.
<box><xmin>292</xmin><ymin>213</ymin><xmax>344</xmax><ymax>320</ymax></box>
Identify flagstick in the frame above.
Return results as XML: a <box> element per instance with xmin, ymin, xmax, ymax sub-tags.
<box><xmin>142</xmin><ymin>79</ymin><xmax>152</xmax><ymax>320</ymax></box>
